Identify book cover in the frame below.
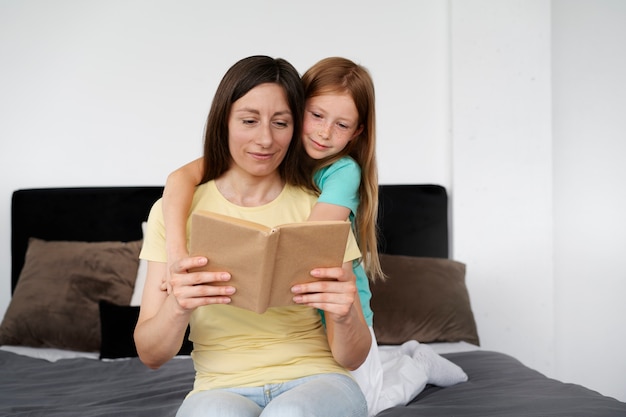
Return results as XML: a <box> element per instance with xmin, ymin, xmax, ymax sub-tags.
<box><xmin>189</xmin><ymin>210</ymin><xmax>351</xmax><ymax>314</ymax></box>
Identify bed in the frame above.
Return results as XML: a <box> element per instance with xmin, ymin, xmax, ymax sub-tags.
<box><xmin>1</xmin><ymin>185</ymin><xmax>625</xmax><ymax>416</ymax></box>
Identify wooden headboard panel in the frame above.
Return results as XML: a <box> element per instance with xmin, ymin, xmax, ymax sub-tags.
<box><xmin>11</xmin><ymin>184</ymin><xmax>448</xmax><ymax>293</ymax></box>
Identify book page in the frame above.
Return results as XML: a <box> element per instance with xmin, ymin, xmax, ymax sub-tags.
<box><xmin>268</xmin><ymin>221</ymin><xmax>350</xmax><ymax>309</ymax></box>
<box><xmin>189</xmin><ymin>212</ymin><xmax>277</xmax><ymax>313</ymax></box>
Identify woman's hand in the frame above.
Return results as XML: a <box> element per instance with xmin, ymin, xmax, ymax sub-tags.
<box><xmin>168</xmin><ymin>256</ymin><xmax>236</xmax><ymax>311</ymax></box>
<box><xmin>135</xmin><ymin>257</ymin><xmax>235</xmax><ymax>369</ymax></box>
<box><xmin>291</xmin><ymin>262</ymin><xmax>371</xmax><ymax>370</ymax></box>
<box><xmin>290</xmin><ymin>263</ymin><xmax>358</xmax><ymax>321</ymax></box>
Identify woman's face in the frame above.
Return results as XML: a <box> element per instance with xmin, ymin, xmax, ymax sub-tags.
<box><xmin>302</xmin><ymin>92</ymin><xmax>362</xmax><ymax>160</ymax></box>
<box><xmin>227</xmin><ymin>83</ymin><xmax>294</xmax><ymax>178</ymax></box>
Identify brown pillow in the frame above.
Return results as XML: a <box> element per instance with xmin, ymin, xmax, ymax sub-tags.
<box><xmin>371</xmin><ymin>255</ymin><xmax>479</xmax><ymax>346</ymax></box>
<box><xmin>0</xmin><ymin>238</ymin><xmax>142</xmax><ymax>352</ymax></box>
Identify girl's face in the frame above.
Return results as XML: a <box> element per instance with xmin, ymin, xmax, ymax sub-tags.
<box><xmin>302</xmin><ymin>92</ymin><xmax>363</xmax><ymax>160</ymax></box>
<box><xmin>227</xmin><ymin>83</ymin><xmax>294</xmax><ymax>178</ymax></box>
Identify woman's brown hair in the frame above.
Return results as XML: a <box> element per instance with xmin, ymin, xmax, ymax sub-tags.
<box><xmin>200</xmin><ymin>55</ymin><xmax>310</xmax><ymax>189</ymax></box>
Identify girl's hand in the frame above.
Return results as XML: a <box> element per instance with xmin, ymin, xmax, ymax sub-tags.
<box><xmin>162</xmin><ymin>247</ymin><xmax>191</xmax><ymax>294</ymax></box>
<box><xmin>168</xmin><ymin>256</ymin><xmax>236</xmax><ymax>311</ymax></box>
<box><xmin>290</xmin><ymin>263</ymin><xmax>358</xmax><ymax>321</ymax></box>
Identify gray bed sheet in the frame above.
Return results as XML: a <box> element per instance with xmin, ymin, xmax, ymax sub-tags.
<box><xmin>0</xmin><ymin>350</ymin><xmax>193</xmax><ymax>416</ymax></box>
<box><xmin>379</xmin><ymin>350</ymin><xmax>626</xmax><ymax>417</ymax></box>
<box><xmin>2</xmin><ymin>349</ymin><xmax>625</xmax><ymax>417</ymax></box>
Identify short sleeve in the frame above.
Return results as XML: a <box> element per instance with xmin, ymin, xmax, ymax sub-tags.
<box><xmin>314</xmin><ymin>157</ymin><xmax>361</xmax><ymax>216</ymax></box>
<box><xmin>139</xmin><ymin>199</ymin><xmax>168</xmax><ymax>262</ymax></box>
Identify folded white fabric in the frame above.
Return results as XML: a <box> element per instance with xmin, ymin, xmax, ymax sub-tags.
<box><xmin>372</xmin><ymin>340</ymin><xmax>468</xmax><ymax>415</ymax></box>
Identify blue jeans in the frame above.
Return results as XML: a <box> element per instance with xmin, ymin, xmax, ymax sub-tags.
<box><xmin>176</xmin><ymin>373</ymin><xmax>367</xmax><ymax>417</ymax></box>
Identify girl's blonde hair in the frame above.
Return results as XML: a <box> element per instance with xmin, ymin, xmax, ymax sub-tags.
<box><xmin>302</xmin><ymin>57</ymin><xmax>384</xmax><ymax>282</ymax></box>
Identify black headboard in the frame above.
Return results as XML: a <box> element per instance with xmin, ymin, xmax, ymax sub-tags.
<box><xmin>10</xmin><ymin>184</ymin><xmax>448</xmax><ymax>293</ymax></box>
<box><xmin>377</xmin><ymin>184</ymin><xmax>448</xmax><ymax>259</ymax></box>
<box><xmin>11</xmin><ymin>187</ymin><xmax>164</xmax><ymax>293</ymax></box>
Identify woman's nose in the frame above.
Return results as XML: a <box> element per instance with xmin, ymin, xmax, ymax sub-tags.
<box><xmin>256</xmin><ymin>123</ymin><xmax>274</xmax><ymax>148</ymax></box>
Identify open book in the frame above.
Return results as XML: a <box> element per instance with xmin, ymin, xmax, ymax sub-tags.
<box><xmin>189</xmin><ymin>210</ymin><xmax>351</xmax><ymax>314</ymax></box>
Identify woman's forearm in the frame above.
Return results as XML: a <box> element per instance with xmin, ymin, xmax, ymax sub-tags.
<box><xmin>324</xmin><ymin>263</ymin><xmax>371</xmax><ymax>370</ymax></box>
<box><xmin>135</xmin><ymin>297</ymin><xmax>191</xmax><ymax>369</ymax></box>
<box><xmin>134</xmin><ymin>263</ymin><xmax>191</xmax><ymax>369</ymax></box>
<box><xmin>326</xmin><ymin>308</ymin><xmax>371</xmax><ymax>370</ymax></box>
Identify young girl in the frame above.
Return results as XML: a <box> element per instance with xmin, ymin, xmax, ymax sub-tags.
<box><xmin>161</xmin><ymin>57</ymin><xmax>466</xmax><ymax>416</ymax></box>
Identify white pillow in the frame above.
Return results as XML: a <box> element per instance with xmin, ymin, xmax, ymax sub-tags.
<box><xmin>0</xmin><ymin>345</ymin><xmax>99</xmax><ymax>362</ymax></box>
<box><xmin>130</xmin><ymin>222</ymin><xmax>148</xmax><ymax>306</ymax></box>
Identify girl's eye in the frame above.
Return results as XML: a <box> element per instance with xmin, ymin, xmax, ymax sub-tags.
<box><xmin>338</xmin><ymin>122</ymin><xmax>350</xmax><ymax>130</ymax></box>
<box><xmin>310</xmin><ymin>111</ymin><xmax>322</xmax><ymax>119</ymax></box>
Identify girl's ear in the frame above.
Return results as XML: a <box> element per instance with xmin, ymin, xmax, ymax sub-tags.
<box><xmin>351</xmin><ymin>124</ymin><xmax>364</xmax><ymax>141</ymax></box>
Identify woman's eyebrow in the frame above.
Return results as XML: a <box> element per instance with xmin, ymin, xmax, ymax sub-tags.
<box><xmin>233</xmin><ymin>107</ymin><xmax>259</xmax><ymax>114</ymax></box>
<box><xmin>234</xmin><ymin>107</ymin><xmax>292</xmax><ymax>117</ymax></box>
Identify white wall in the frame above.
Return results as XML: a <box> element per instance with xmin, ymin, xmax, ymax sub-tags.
<box><xmin>552</xmin><ymin>0</ymin><xmax>626</xmax><ymax>402</ymax></box>
<box><xmin>1</xmin><ymin>0</ymin><xmax>624</xmax><ymax>403</ymax></box>
<box><xmin>451</xmin><ymin>0</ymin><xmax>555</xmax><ymax>376</ymax></box>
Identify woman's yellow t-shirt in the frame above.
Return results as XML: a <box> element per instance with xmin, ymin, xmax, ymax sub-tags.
<box><xmin>140</xmin><ymin>181</ymin><xmax>360</xmax><ymax>392</ymax></box>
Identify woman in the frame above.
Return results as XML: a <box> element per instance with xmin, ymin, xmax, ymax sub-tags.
<box><xmin>134</xmin><ymin>55</ymin><xmax>370</xmax><ymax>417</ymax></box>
